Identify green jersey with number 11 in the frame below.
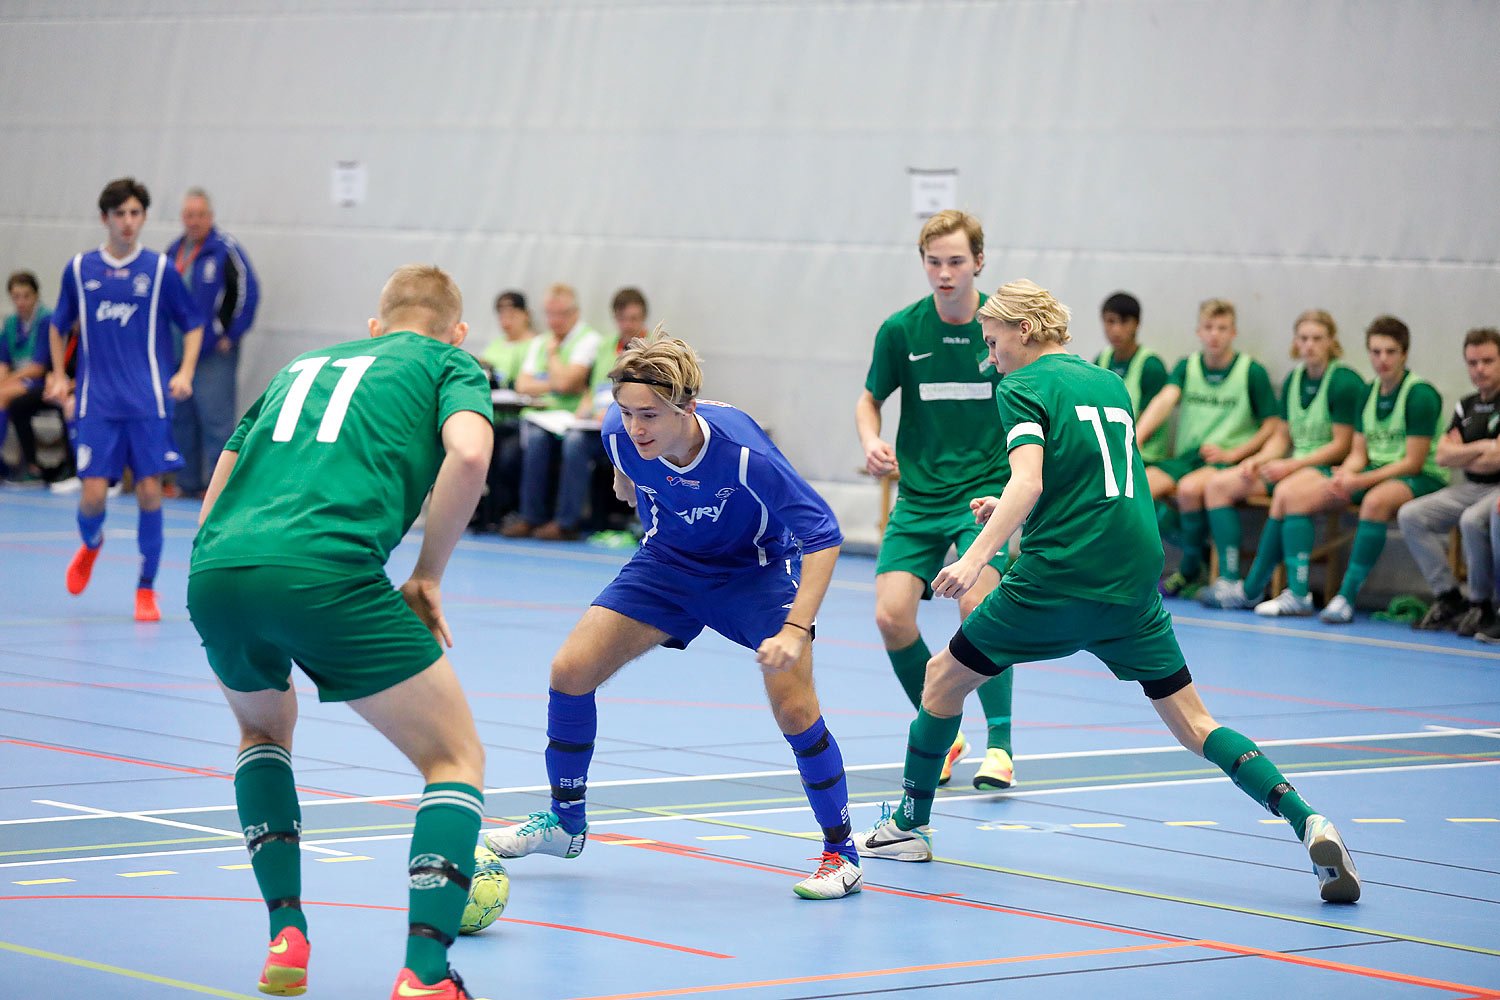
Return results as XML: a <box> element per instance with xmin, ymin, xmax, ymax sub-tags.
<box><xmin>996</xmin><ymin>352</ymin><xmax>1163</xmax><ymax>605</ymax></box>
<box><xmin>192</xmin><ymin>330</ymin><xmax>494</xmax><ymax>574</ymax></box>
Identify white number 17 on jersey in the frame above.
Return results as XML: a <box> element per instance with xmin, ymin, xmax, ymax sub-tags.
<box><xmin>1075</xmin><ymin>405</ymin><xmax>1136</xmax><ymax>498</ymax></box>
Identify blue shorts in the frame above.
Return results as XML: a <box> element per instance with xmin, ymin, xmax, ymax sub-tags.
<box><xmin>76</xmin><ymin>414</ymin><xmax>184</xmax><ymax>480</ymax></box>
<box><xmin>592</xmin><ymin>549</ymin><xmax>803</xmax><ymax>650</ymax></box>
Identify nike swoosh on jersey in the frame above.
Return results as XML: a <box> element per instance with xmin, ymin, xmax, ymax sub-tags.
<box><xmin>908</xmin><ymin>352</ymin><xmax>933</xmax><ymax>361</ymax></box>
<box><xmin>396</xmin><ymin>981</ymin><xmax>448</xmax><ymax>997</ymax></box>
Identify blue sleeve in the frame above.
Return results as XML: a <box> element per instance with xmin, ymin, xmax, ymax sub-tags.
<box><xmin>224</xmin><ymin>237</ymin><xmax>259</xmax><ymax>340</ymax></box>
<box><xmin>0</xmin><ymin>319</ymin><xmax>12</xmax><ymax>366</ymax></box>
<box><xmin>161</xmin><ymin>264</ymin><xmax>204</xmax><ymax>332</ymax></box>
<box><xmin>50</xmin><ymin>261</ymin><xmax>78</xmax><ymax>340</ymax></box>
<box><xmin>744</xmin><ymin>448</ymin><xmax>843</xmax><ymax>553</ymax></box>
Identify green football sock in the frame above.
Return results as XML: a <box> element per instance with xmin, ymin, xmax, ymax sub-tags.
<box><xmin>234</xmin><ymin>744</ymin><xmax>306</xmax><ymax>939</ymax></box>
<box><xmin>1241</xmin><ymin>516</ymin><xmax>1283</xmax><ymax>600</ymax></box>
<box><xmin>975</xmin><ymin>670</ymin><xmax>1013</xmax><ymax>755</ymax></box>
<box><xmin>1178</xmin><ymin>509</ymin><xmax>1207</xmax><ymax>578</ymax></box>
<box><xmin>404</xmin><ymin>783</ymin><xmax>484</xmax><ymax>985</ymax></box>
<box><xmin>1282</xmin><ymin>515</ymin><xmax>1316</xmax><ymax>598</ymax></box>
<box><xmin>1202</xmin><ymin>727</ymin><xmax>1315</xmax><ymax>839</ymax></box>
<box><xmin>886</xmin><ymin>637</ymin><xmax>931</xmax><ymax>711</ymax></box>
<box><xmin>1339</xmin><ymin>520</ymin><xmax>1388</xmax><ymax>603</ymax></box>
<box><xmin>895</xmin><ymin>708</ymin><xmax>962</xmax><ymax>830</ymax></box>
<box><xmin>1206</xmin><ymin>506</ymin><xmax>1244</xmax><ymax>581</ymax></box>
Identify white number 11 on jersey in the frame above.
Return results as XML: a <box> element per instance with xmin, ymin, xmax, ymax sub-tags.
<box><xmin>1075</xmin><ymin>405</ymin><xmax>1136</xmax><ymax>498</ymax></box>
<box><xmin>271</xmin><ymin>356</ymin><xmax>377</xmax><ymax>443</ymax></box>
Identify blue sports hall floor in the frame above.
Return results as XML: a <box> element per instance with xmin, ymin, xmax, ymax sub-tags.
<box><xmin>1</xmin><ymin>485</ymin><xmax>1497</xmax><ymax>999</ymax></box>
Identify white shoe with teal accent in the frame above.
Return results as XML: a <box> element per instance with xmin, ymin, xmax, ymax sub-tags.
<box><xmin>1303</xmin><ymin>814</ymin><xmax>1360</xmax><ymax>902</ymax></box>
<box><xmin>792</xmin><ymin>851</ymin><xmax>863</xmax><ymax>899</ymax></box>
<box><xmin>1319</xmin><ymin>594</ymin><xmax>1354</xmax><ymax>624</ymax></box>
<box><xmin>1199</xmin><ymin>578</ymin><xmax>1250</xmax><ymax>610</ymax></box>
<box><xmin>1255</xmin><ymin>589</ymin><xmax>1315</xmax><ymax>617</ymax></box>
<box><xmin>483</xmin><ymin>810</ymin><xmax>587</xmax><ymax>859</ymax></box>
<box><xmin>854</xmin><ymin>803</ymin><xmax>932</xmax><ymax>862</ymax></box>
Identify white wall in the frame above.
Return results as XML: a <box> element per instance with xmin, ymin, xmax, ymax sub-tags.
<box><xmin>2</xmin><ymin>0</ymin><xmax>1497</xmax><ymax>545</ymax></box>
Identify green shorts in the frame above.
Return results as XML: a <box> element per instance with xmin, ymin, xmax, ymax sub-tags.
<box><xmin>876</xmin><ymin>497</ymin><xmax>1010</xmax><ymax>600</ymax></box>
<box><xmin>1350</xmin><ymin>473</ymin><xmax>1446</xmax><ymax>505</ymax></box>
<box><xmin>1150</xmin><ymin>455</ymin><xmax>1237</xmax><ymax>485</ymax></box>
<box><xmin>953</xmin><ymin>580</ymin><xmax>1186</xmax><ymax>685</ymax></box>
<box><xmin>187</xmin><ymin>565</ymin><xmax>443</xmax><ymax>703</ymax></box>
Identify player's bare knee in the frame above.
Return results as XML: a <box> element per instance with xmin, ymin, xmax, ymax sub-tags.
<box><xmin>873</xmin><ymin>603</ymin><xmax>917</xmax><ymax>646</ymax></box>
<box><xmin>549</xmin><ymin>650</ymin><xmax>597</xmax><ymax>697</ymax></box>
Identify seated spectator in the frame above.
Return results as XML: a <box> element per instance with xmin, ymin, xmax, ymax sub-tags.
<box><xmin>0</xmin><ymin>271</ymin><xmax>66</xmax><ymax>481</ymax></box>
<box><xmin>474</xmin><ymin>290</ymin><xmax>536</xmax><ymax>529</ymax></box>
<box><xmin>1133</xmin><ymin>298</ymin><xmax>1281</xmax><ymax>597</ymax></box>
<box><xmin>533</xmin><ymin>287</ymin><xmax>649</xmax><ymax>540</ymax></box>
<box><xmin>1400</xmin><ymin>328</ymin><xmax>1500</xmax><ymax>634</ymax></box>
<box><xmin>1093</xmin><ymin>291</ymin><xmax>1170</xmax><ymax>465</ymax></box>
<box><xmin>1255</xmin><ymin>316</ymin><xmax>1445</xmax><ymax>623</ymax></box>
<box><xmin>502</xmin><ymin>283</ymin><xmax>604</xmax><ymax>537</ymax></box>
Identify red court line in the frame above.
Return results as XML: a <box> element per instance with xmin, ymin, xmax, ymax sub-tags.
<box><xmin>0</xmin><ymin>894</ymin><xmax>731</xmax><ymax>958</ymax></box>
<box><xmin>1199</xmin><ymin>938</ymin><xmax>1500</xmax><ymax>997</ymax></box>
<box><xmin>1305</xmin><ymin>741</ymin><xmax>1500</xmax><ymax>763</ymax></box>
<box><xmin>559</xmin><ymin>941</ymin><xmax>1196</xmax><ymax>1000</ymax></box>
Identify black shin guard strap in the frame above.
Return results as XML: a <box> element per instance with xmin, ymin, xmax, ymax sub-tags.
<box><xmin>407</xmin><ymin>922</ymin><xmax>454</xmax><ymax>949</ymax></box>
<box><xmin>1265</xmin><ymin>782</ymin><xmax>1292</xmax><ymax>818</ymax></box>
<box><xmin>822</xmin><ymin>822</ymin><xmax>851</xmax><ymax>844</ymax></box>
<box><xmin>409</xmin><ymin>857</ymin><xmax>471</xmax><ymax>892</ymax></box>
<box><xmin>792</xmin><ymin>729</ymin><xmax>830</xmax><ymax>758</ymax></box>
<box><xmin>246</xmin><ymin>830</ymin><xmax>299</xmax><ymax>857</ymax></box>
<box><xmin>803</xmin><ymin>770</ymin><xmax>844</xmax><ymax>792</ymax></box>
<box><xmin>266</xmin><ymin>896</ymin><xmax>301</xmax><ymax>913</ymax></box>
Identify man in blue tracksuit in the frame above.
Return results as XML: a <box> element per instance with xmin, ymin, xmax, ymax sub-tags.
<box><xmin>164</xmin><ymin>187</ymin><xmax>260</xmax><ymax>496</ymax></box>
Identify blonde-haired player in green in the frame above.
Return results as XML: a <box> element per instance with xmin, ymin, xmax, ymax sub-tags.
<box><xmin>855</xmin><ymin>279</ymin><xmax>1360</xmax><ymax>905</ymax></box>
<box><xmin>855</xmin><ymin>210</ymin><xmax>1017</xmax><ymax>791</ymax></box>
<box><xmin>189</xmin><ymin>265</ymin><xmax>495</xmax><ymax>999</ymax></box>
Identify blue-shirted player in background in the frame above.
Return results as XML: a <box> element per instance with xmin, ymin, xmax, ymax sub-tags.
<box><xmin>46</xmin><ymin>177</ymin><xmax>205</xmax><ymax>621</ymax></box>
<box><xmin>485</xmin><ymin>331</ymin><xmax>862</xmax><ymax>899</ymax></box>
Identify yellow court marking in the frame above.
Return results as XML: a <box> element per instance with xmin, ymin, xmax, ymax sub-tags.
<box><xmin>218</xmin><ymin>864</ymin><xmax>253</xmax><ymax>870</ymax></box>
<box><xmin>1165</xmin><ymin>821</ymin><xmax>1218</xmax><ymax>826</ymax></box>
<box><xmin>697</xmin><ymin>835</ymin><xmax>750</xmax><ymax>841</ymax></box>
<box><xmin>618</xmin><ymin>805</ymin><xmax>1500</xmax><ymax>959</ymax></box>
<box><xmin>1351</xmin><ymin>818</ymin><xmax>1405</xmax><ymax>823</ymax></box>
<box><xmin>0</xmin><ymin>833</ymin><xmax>237</xmax><ymax>858</ymax></box>
<box><xmin>1447</xmin><ymin>817</ymin><xmax>1498</xmax><ymax>822</ymax></box>
<box><xmin>0</xmin><ymin>938</ymin><xmax>260</xmax><ymax>998</ymax></box>
<box><xmin>1071</xmin><ymin>823</ymin><xmax>1124</xmax><ymax>829</ymax></box>
<box><xmin>13</xmin><ymin>878</ymin><xmax>74</xmax><ymax>885</ymax></box>
<box><xmin>119</xmin><ymin>870</ymin><xmax>177</xmax><ymax>878</ymax></box>
<box><xmin>314</xmin><ymin>855</ymin><xmax>372</xmax><ymax>863</ymax></box>
<box><xmin>1258</xmin><ymin>819</ymin><xmax>1284</xmax><ymax>824</ymax></box>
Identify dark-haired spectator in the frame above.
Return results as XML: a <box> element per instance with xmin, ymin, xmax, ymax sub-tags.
<box><xmin>164</xmin><ymin>188</ymin><xmax>259</xmax><ymax>498</ymax></box>
<box><xmin>1401</xmin><ymin>328</ymin><xmax>1500</xmax><ymax>634</ymax></box>
<box><xmin>474</xmin><ymin>290</ymin><xmax>536</xmax><ymax>529</ymax></box>
<box><xmin>1093</xmin><ymin>291</ymin><xmax>1170</xmax><ymax>465</ymax></box>
<box><xmin>481</xmin><ymin>290</ymin><xmax>536</xmax><ymax>386</ymax></box>
<box><xmin>1254</xmin><ymin>316</ymin><xmax>1445</xmax><ymax>624</ymax></box>
<box><xmin>532</xmin><ymin>287</ymin><xmax>649</xmax><ymax>540</ymax></box>
<box><xmin>1</xmin><ymin>271</ymin><xmax>60</xmax><ymax>480</ymax></box>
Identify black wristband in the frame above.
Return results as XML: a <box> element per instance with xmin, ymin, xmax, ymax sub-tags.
<box><xmin>783</xmin><ymin>621</ymin><xmax>812</xmax><ymax>635</ymax></box>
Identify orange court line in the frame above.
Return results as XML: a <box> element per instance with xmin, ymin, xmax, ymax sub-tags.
<box><xmin>1305</xmin><ymin>741</ymin><xmax>1500</xmax><ymax>763</ymax></box>
<box><xmin>560</xmin><ymin>941</ymin><xmax>1195</xmax><ymax>1000</ymax></box>
<box><xmin>1199</xmin><ymin>938</ymin><xmax>1500</xmax><ymax>997</ymax></box>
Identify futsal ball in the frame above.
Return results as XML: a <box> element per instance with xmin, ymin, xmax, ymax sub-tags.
<box><xmin>459</xmin><ymin>845</ymin><xmax>510</xmax><ymax>934</ymax></box>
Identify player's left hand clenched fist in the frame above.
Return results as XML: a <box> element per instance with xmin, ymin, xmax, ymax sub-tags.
<box><xmin>970</xmin><ymin>496</ymin><xmax>1001</xmax><ymax>524</ymax></box>
<box><xmin>755</xmin><ymin>625</ymin><xmax>808</xmax><ymax>675</ymax></box>
<box><xmin>932</xmin><ymin>556</ymin><xmax>984</xmax><ymax>599</ymax></box>
<box><xmin>168</xmin><ymin>370</ymin><xmax>194</xmax><ymax>401</ymax></box>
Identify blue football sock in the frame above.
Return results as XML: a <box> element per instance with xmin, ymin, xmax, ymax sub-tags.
<box><xmin>77</xmin><ymin>507</ymin><xmax>105</xmax><ymax>549</ymax></box>
<box><xmin>784</xmin><ymin>716</ymin><xmax>855</xmax><ymax>862</ymax></box>
<box><xmin>137</xmin><ymin>507</ymin><xmax>163</xmax><ymax>589</ymax></box>
<box><xmin>545</xmin><ymin>688</ymin><xmax>596</xmax><ymax>834</ymax></box>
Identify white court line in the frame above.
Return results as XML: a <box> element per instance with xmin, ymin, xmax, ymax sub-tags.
<box><xmin>31</xmin><ymin>799</ymin><xmax>349</xmax><ymax>856</ymax></box>
<box><xmin>3</xmin><ymin>727</ymin><xmax>1494</xmax><ymax>827</ymax></box>
<box><xmin>5</xmin><ymin>757</ymin><xmax>1496</xmax><ymax>870</ymax></box>
<box><xmin>0</xmin><ymin>529</ymin><xmax>197</xmax><ymax>542</ymax></box>
<box><xmin>1170</xmin><ymin>612</ymin><xmax>1500</xmax><ymax>661</ymax></box>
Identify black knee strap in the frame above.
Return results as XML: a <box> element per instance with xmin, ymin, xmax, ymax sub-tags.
<box><xmin>1140</xmin><ymin>666</ymin><xmax>1193</xmax><ymax>700</ymax></box>
<box><xmin>266</xmin><ymin>896</ymin><xmax>301</xmax><ymax>914</ymax></box>
<box><xmin>803</xmin><ymin>771</ymin><xmax>844</xmax><ymax>792</ymax></box>
<box><xmin>793</xmin><ymin>729</ymin><xmax>830</xmax><ymax>758</ymax></box>
<box><xmin>408</xmin><ymin>856</ymin><xmax>471</xmax><ymax>892</ymax></box>
<box><xmin>246</xmin><ymin>830</ymin><xmax>299</xmax><ymax>857</ymax></box>
<box><xmin>408</xmin><ymin>922</ymin><xmax>454</xmax><ymax>949</ymax></box>
<box><xmin>548</xmin><ymin>738</ymin><xmax>594</xmax><ymax>754</ymax></box>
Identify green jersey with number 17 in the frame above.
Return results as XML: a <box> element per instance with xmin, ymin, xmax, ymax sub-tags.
<box><xmin>192</xmin><ymin>330</ymin><xmax>494</xmax><ymax>574</ymax></box>
<box><xmin>996</xmin><ymin>352</ymin><xmax>1163</xmax><ymax>605</ymax></box>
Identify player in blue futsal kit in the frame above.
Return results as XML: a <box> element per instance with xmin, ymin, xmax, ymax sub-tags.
<box><xmin>484</xmin><ymin>331</ymin><xmax>862</xmax><ymax>899</ymax></box>
<box><xmin>46</xmin><ymin>178</ymin><xmax>205</xmax><ymax>621</ymax></box>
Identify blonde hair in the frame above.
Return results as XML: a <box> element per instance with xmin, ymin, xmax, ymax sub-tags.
<box><xmin>918</xmin><ymin>210</ymin><xmax>984</xmax><ymax>259</ymax></box>
<box><xmin>1197</xmin><ymin>298</ymin><xmax>1236</xmax><ymax>324</ymax></box>
<box><xmin>976</xmin><ymin>279</ymin><xmax>1072</xmax><ymax>345</ymax></box>
<box><xmin>545</xmin><ymin>283</ymin><xmax>578</xmax><ymax>308</ymax></box>
<box><xmin>1290</xmin><ymin>309</ymin><xmax>1342</xmax><ymax>360</ymax></box>
<box><xmin>609</xmin><ymin>325</ymin><xmax>703</xmax><ymax>411</ymax></box>
<box><xmin>378</xmin><ymin>264</ymin><xmax>462</xmax><ymax>337</ymax></box>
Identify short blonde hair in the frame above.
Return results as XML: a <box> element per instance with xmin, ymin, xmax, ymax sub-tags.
<box><xmin>609</xmin><ymin>325</ymin><xmax>703</xmax><ymax>411</ymax></box>
<box><xmin>918</xmin><ymin>210</ymin><xmax>984</xmax><ymax>259</ymax></box>
<box><xmin>1290</xmin><ymin>309</ymin><xmax>1342</xmax><ymax>360</ymax></box>
<box><xmin>1198</xmin><ymin>298</ymin><xmax>1236</xmax><ymax>324</ymax></box>
<box><xmin>546</xmin><ymin>283</ymin><xmax>578</xmax><ymax>308</ymax></box>
<box><xmin>378</xmin><ymin>264</ymin><xmax>462</xmax><ymax>337</ymax></box>
<box><xmin>976</xmin><ymin>279</ymin><xmax>1072</xmax><ymax>345</ymax></box>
